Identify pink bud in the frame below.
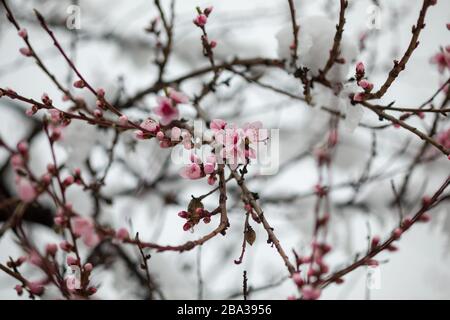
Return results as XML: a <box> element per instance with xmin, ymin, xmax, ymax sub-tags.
<box><xmin>116</xmin><ymin>228</ymin><xmax>129</xmax><ymax>241</ymax></box>
<box><xmin>402</xmin><ymin>217</ymin><xmax>413</xmax><ymax>228</ymax></box>
<box><xmin>18</xmin><ymin>28</ymin><xmax>27</xmax><ymax>38</ymax></box>
<box><xmin>118</xmin><ymin>115</ymin><xmax>128</xmax><ymax>126</ymax></box>
<box><xmin>73</xmin><ymin>80</ymin><xmax>85</xmax><ymax>89</ymax></box>
<box><xmin>356</xmin><ymin>62</ymin><xmax>365</xmax><ymax>74</ymax></box>
<box><xmin>19</xmin><ymin>47</ymin><xmax>32</xmax><ymax>57</ymax></box>
<box><xmin>301</xmin><ymin>285</ymin><xmax>321</xmax><ymax>300</ymax></box>
<box><xmin>387</xmin><ymin>244</ymin><xmax>398</xmax><ymax>252</ymax></box>
<box><xmin>204</xmin><ymin>162</ymin><xmax>215</xmax><ymax>174</ymax></box>
<box><xmin>54</xmin><ymin>216</ymin><xmax>64</xmax><ymax>226</ymax></box>
<box><xmin>193</xmin><ymin>14</ymin><xmax>208</xmax><ymax>27</ymax></box>
<box><xmin>67</xmin><ymin>256</ymin><xmax>78</xmax><ymax>265</ymax></box>
<box><xmin>51</xmin><ymin>127</ymin><xmax>62</xmax><ymax>141</ymax></box>
<box><xmin>178</xmin><ymin>211</ymin><xmax>189</xmax><ymax>219</ymax></box>
<box><xmin>59</xmin><ymin>240</ymin><xmax>72</xmax><ymax>252</ymax></box>
<box><xmin>371</xmin><ymin>235</ymin><xmax>380</xmax><ymax>248</ymax></box>
<box><xmin>84</xmin><ymin>263</ymin><xmax>93</xmax><ymax>272</ymax></box>
<box><xmin>207</xmin><ymin>175</ymin><xmax>216</xmax><ymax>185</ymax></box>
<box><xmin>292</xmin><ymin>272</ymin><xmax>304</xmax><ymax>287</ymax></box>
<box><xmin>97</xmin><ymin>88</ymin><xmax>105</xmax><ymax>98</ymax></box>
<box><xmin>156</xmin><ymin>131</ymin><xmax>165</xmax><ymax>141</ymax></box>
<box><xmin>11</xmin><ymin>154</ymin><xmax>24</xmax><ymax>169</ymax></box>
<box><xmin>353</xmin><ymin>92</ymin><xmax>365</xmax><ymax>102</ymax></box>
<box><xmin>14</xmin><ymin>285</ymin><xmax>23</xmax><ymax>296</ymax></box>
<box><xmin>204</xmin><ymin>6</ymin><xmax>213</xmax><ymax>16</ymax></box>
<box><xmin>94</xmin><ymin>108</ymin><xmax>103</xmax><ymax>118</ymax></box>
<box><xmin>419</xmin><ymin>213</ymin><xmax>431</xmax><ymax>222</ymax></box>
<box><xmin>17</xmin><ymin>179</ymin><xmax>37</xmax><ymax>203</ymax></box>
<box><xmin>27</xmin><ymin>282</ymin><xmax>44</xmax><ymax>295</ymax></box>
<box><xmin>41</xmin><ymin>93</ymin><xmax>52</xmax><ymax>106</ymax></box>
<box><xmin>28</xmin><ymin>251</ymin><xmax>42</xmax><ymax>266</ymax></box>
<box><xmin>393</xmin><ymin>228</ymin><xmax>402</xmax><ymax>239</ymax></box>
<box><xmin>17</xmin><ymin>141</ymin><xmax>29</xmax><ymax>154</ymax></box>
<box><xmin>358</xmin><ymin>79</ymin><xmax>372</xmax><ymax>90</ymax></box>
<box><xmin>45</xmin><ymin>243</ymin><xmax>58</xmax><ymax>256</ymax></box>
<box><xmin>367</xmin><ymin>259</ymin><xmax>379</xmax><ymax>266</ymax></box>
<box><xmin>447</xmin><ymin>23</ymin><xmax>450</xmax><ymax>30</ymax></box>
<box><xmin>135</xmin><ymin>130</ymin><xmax>145</xmax><ymax>140</ymax></box>
<box><xmin>183</xmin><ymin>222</ymin><xmax>192</xmax><ymax>231</ymax></box>
<box><xmin>210</xmin><ymin>40</ymin><xmax>217</xmax><ymax>48</ymax></box>
<box><xmin>171</xmin><ymin>127</ymin><xmax>182</xmax><ymax>141</ymax></box>
<box><xmin>63</xmin><ymin>175</ymin><xmax>74</xmax><ymax>187</ymax></box>
<box><xmin>88</xmin><ymin>287</ymin><xmax>97</xmax><ymax>295</ymax></box>
<box><xmin>422</xmin><ymin>196</ymin><xmax>432</xmax><ymax>207</ymax></box>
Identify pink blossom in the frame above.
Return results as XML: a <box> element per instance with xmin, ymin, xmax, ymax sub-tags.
<box><xmin>72</xmin><ymin>216</ymin><xmax>100</xmax><ymax>247</ymax></box>
<box><xmin>154</xmin><ymin>96</ymin><xmax>179</xmax><ymax>125</ymax></box>
<box><xmin>215</xmin><ymin>126</ymin><xmax>247</xmax><ymax>168</ymax></box>
<box><xmin>180</xmin><ymin>163</ymin><xmax>202</xmax><ymax>180</ymax></box>
<box><xmin>19</xmin><ymin>47</ymin><xmax>32</xmax><ymax>57</ymax></box>
<box><xmin>193</xmin><ymin>14</ymin><xmax>207</xmax><ymax>27</ymax></box>
<box><xmin>49</xmin><ymin>109</ymin><xmax>62</xmax><ymax>122</ymax></box>
<box><xmin>17</xmin><ymin>179</ymin><xmax>37</xmax><ymax>203</ymax></box>
<box><xmin>210</xmin><ymin>119</ymin><xmax>227</xmax><ymax>132</ymax></box>
<box><xmin>301</xmin><ymin>285</ymin><xmax>321</xmax><ymax>300</ymax></box>
<box><xmin>168</xmin><ymin>88</ymin><xmax>189</xmax><ymax>104</ymax></box>
<box><xmin>181</xmin><ymin>130</ymin><xmax>192</xmax><ymax>149</ymax></box>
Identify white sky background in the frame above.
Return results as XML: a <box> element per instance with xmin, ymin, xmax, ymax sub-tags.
<box><xmin>0</xmin><ymin>0</ymin><xmax>449</xmax><ymax>299</ymax></box>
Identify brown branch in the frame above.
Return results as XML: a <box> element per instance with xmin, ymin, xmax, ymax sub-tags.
<box><xmin>319</xmin><ymin>175</ymin><xmax>450</xmax><ymax>288</ymax></box>
<box><xmin>366</xmin><ymin>0</ymin><xmax>434</xmax><ymax>100</ymax></box>
<box><xmin>318</xmin><ymin>0</ymin><xmax>348</xmax><ymax>78</ymax></box>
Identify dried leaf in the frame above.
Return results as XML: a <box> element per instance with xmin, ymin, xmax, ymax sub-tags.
<box><xmin>245</xmin><ymin>227</ymin><xmax>256</xmax><ymax>246</ymax></box>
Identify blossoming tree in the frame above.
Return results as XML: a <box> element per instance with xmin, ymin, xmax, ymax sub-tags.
<box><xmin>0</xmin><ymin>0</ymin><xmax>449</xmax><ymax>299</ymax></box>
